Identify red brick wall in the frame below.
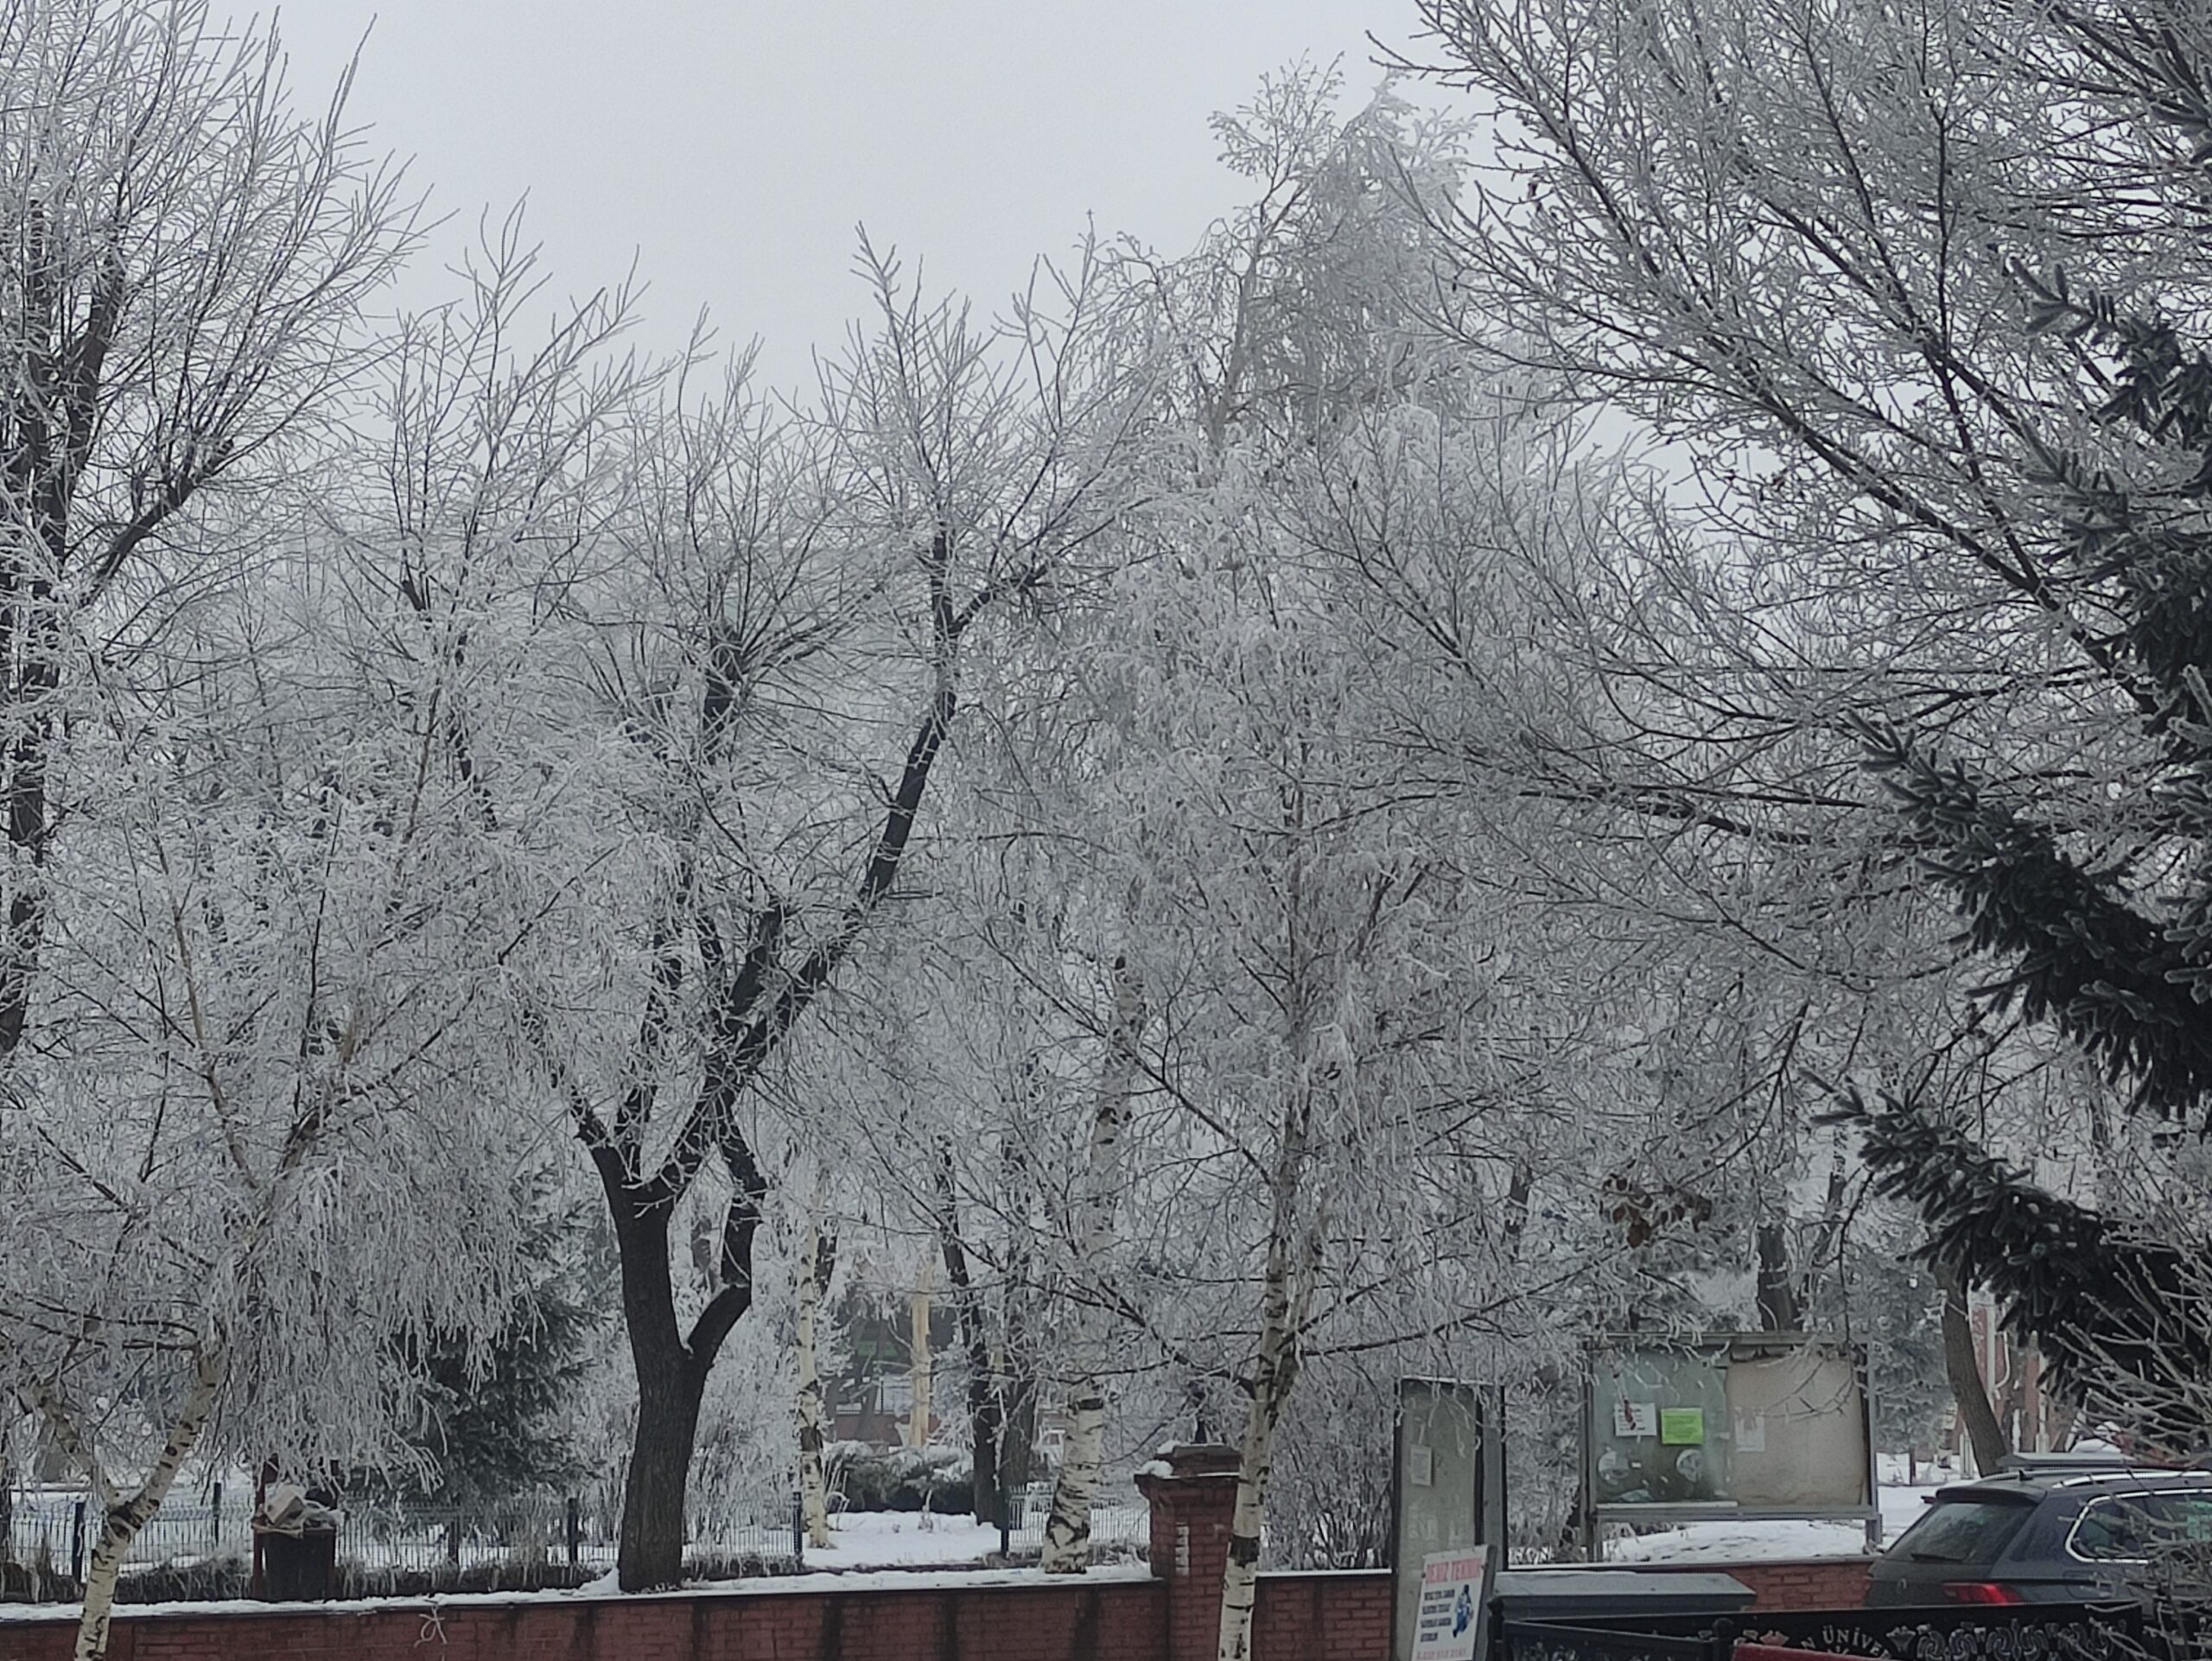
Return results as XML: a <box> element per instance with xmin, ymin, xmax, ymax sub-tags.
<box><xmin>1629</xmin><ymin>1557</ymin><xmax>1874</xmax><ymax>1612</ymax></box>
<box><xmin>1735</xmin><ymin>1558</ymin><xmax>1873</xmax><ymax>1611</ymax></box>
<box><xmin>0</xmin><ymin>1576</ymin><xmax>1167</xmax><ymax>1661</ymax></box>
<box><xmin>1139</xmin><ymin>1448</ymin><xmax>1242</xmax><ymax>1661</ymax></box>
<box><xmin>1254</xmin><ymin>1570</ymin><xmax>1393</xmax><ymax>1661</ymax></box>
<box><xmin>0</xmin><ymin>1557</ymin><xmax>1872</xmax><ymax>1661</ymax></box>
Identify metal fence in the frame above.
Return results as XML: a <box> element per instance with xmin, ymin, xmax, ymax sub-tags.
<box><xmin>337</xmin><ymin>1494</ymin><xmax>601</xmax><ymax>1575</ymax></box>
<box><xmin>1496</xmin><ymin>1601</ymin><xmax>2147</xmax><ymax>1661</ymax></box>
<box><xmin>1007</xmin><ymin>1500</ymin><xmax>1147</xmax><ymax>1557</ymax></box>
<box><xmin>2</xmin><ymin>1483</ymin><xmax>1146</xmax><ymax>1598</ymax></box>
<box><xmin>3</xmin><ymin>1487</ymin><xmax>797</xmax><ymax>1586</ymax></box>
<box><xmin>4</xmin><ymin>1486</ymin><xmax>253</xmax><ymax>1577</ymax></box>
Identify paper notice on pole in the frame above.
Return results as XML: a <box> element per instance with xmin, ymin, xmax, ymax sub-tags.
<box><xmin>1612</xmin><ymin>1399</ymin><xmax>1658</xmax><ymax>1438</ymax></box>
<box><xmin>1412</xmin><ymin>1546</ymin><xmax>1492</xmax><ymax>1661</ymax></box>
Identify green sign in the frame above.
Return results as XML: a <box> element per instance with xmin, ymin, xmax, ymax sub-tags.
<box><xmin>1659</xmin><ymin>1407</ymin><xmax>1705</xmax><ymax>1445</ymax></box>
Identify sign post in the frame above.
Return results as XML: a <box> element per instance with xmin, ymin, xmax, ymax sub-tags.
<box><xmin>1389</xmin><ymin>1378</ymin><xmax>1504</xmax><ymax>1661</ymax></box>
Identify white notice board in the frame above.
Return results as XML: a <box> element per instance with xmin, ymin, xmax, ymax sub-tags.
<box><xmin>1411</xmin><ymin>1545</ymin><xmax>1494</xmax><ymax>1661</ymax></box>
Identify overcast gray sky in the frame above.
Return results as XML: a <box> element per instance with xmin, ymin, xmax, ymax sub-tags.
<box><xmin>272</xmin><ymin>1</ymin><xmax>1428</xmax><ymax>390</ymax></box>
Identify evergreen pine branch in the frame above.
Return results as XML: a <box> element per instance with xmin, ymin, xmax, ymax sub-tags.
<box><xmin>1853</xmin><ymin>719</ymin><xmax>2212</xmax><ymax>1122</ymax></box>
<box><xmin>1827</xmin><ymin>1087</ymin><xmax>2211</xmax><ymax>1448</ymax></box>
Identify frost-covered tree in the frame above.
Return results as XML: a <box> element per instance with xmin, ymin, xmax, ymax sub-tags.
<box><xmin>0</xmin><ymin>5</ymin><xmax>449</xmax><ymax>1653</ymax></box>
<box><xmin>1420</xmin><ymin>0</ymin><xmax>2212</xmax><ymax>1443</ymax></box>
<box><xmin>812</xmin><ymin>903</ymin><xmax>1057</xmax><ymax>1537</ymax></box>
<box><xmin>353</xmin><ymin>219</ymin><xmax>1154</xmax><ymax>1588</ymax></box>
<box><xmin>920</xmin><ymin>69</ymin><xmax>1671</xmax><ymax>1651</ymax></box>
<box><xmin>0</xmin><ymin>492</ymin><xmax>531</xmax><ymax>1659</ymax></box>
<box><xmin>357</xmin><ymin>1181</ymin><xmax>599</xmax><ymax>1528</ymax></box>
<box><xmin>0</xmin><ymin>0</ymin><xmax>410</xmax><ymax>1070</ymax></box>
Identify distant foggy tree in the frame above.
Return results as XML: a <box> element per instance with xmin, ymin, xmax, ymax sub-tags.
<box><xmin>962</xmin><ymin>69</ymin><xmax>1656</xmax><ymax>1654</ymax></box>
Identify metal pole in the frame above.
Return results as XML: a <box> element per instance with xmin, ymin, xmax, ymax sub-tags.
<box><xmin>997</xmin><ymin>1416</ymin><xmax>1012</xmax><ymax>1560</ymax></box>
<box><xmin>69</xmin><ymin>1499</ymin><xmax>84</xmax><ymax>1584</ymax></box>
<box><xmin>566</xmin><ymin>1495</ymin><xmax>581</xmax><ymax>1568</ymax></box>
<box><xmin>791</xmin><ymin>1488</ymin><xmax>804</xmax><ymax>1567</ymax></box>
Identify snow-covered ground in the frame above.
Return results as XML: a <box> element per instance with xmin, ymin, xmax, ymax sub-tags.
<box><xmin>0</xmin><ymin>1456</ymin><xmax>1991</xmax><ymax>1617</ymax></box>
<box><xmin>810</xmin><ymin>1505</ymin><xmax>1147</xmax><ymax>1569</ymax></box>
<box><xmin>622</xmin><ymin>1487</ymin><xmax>1916</xmax><ymax>1573</ymax></box>
<box><xmin>3</xmin><ymin>1486</ymin><xmax>1149</xmax><ymax>1580</ymax></box>
<box><xmin>4</xmin><ymin>1495</ymin><xmax>1159</xmax><ymax>1610</ymax></box>
<box><xmin>1605</xmin><ymin>1467</ymin><xmax>1942</xmax><ymax>1563</ymax></box>
<box><xmin>806</xmin><ymin>1512</ymin><xmax>1012</xmax><ymax>1569</ymax></box>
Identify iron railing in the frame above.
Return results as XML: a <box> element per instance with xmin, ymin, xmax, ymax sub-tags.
<box><xmin>3</xmin><ymin>1487</ymin><xmax>797</xmax><ymax>1590</ymax></box>
<box><xmin>1497</xmin><ymin>1601</ymin><xmax>2147</xmax><ymax>1661</ymax></box>
<box><xmin>1</xmin><ymin>1483</ymin><xmax>1145</xmax><ymax>1601</ymax></box>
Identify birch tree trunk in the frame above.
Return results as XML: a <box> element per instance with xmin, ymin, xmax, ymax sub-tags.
<box><xmin>908</xmin><ymin>1267</ymin><xmax>934</xmax><ymax>1450</ymax></box>
<box><xmin>795</xmin><ymin>1210</ymin><xmax>836</xmax><ymax>1549</ymax></box>
<box><xmin>1039</xmin><ymin>956</ymin><xmax>1144</xmax><ymax>1574</ymax></box>
<box><xmin>1216</xmin><ymin>1085</ymin><xmax>1324</xmax><ymax>1661</ymax></box>
<box><xmin>67</xmin><ymin>1347</ymin><xmax>222</xmax><ymax>1661</ymax></box>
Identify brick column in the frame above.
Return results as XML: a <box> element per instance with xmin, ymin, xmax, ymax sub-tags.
<box><xmin>1136</xmin><ymin>1442</ymin><xmax>1242</xmax><ymax>1661</ymax></box>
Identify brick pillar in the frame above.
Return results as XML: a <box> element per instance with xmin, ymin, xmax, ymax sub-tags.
<box><xmin>1136</xmin><ymin>1442</ymin><xmax>1242</xmax><ymax>1661</ymax></box>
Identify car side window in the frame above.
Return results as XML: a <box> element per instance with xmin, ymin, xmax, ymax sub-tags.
<box><xmin>2069</xmin><ymin>1493</ymin><xmax>2212</xmax><ymax>1562</ymax></box>
<box><xmin>2072</xmin><ymin>1499</ymin><xmax>2139</xmax><ymax>1560</ymax></box>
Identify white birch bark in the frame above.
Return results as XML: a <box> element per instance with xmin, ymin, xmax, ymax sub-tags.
<box><xmin>1039</xmin><ymin>955</ymin><xmax>1145</xmax><ymax>1574</ymax></box>
<box><xmin>1218</xmin><ymin>824</ymin><xmax>1333</xmax><ymax>1661</ymax></box>
<box><xmin>794</xmin><ymin>1209</ymin><xmax>835</xmax><ymax>1549</ymax></box>
<box><xmin>908</xmin><ymin>1266</ymin><xmax>934</xmax><ymax>1450</ymax></box>
<box><xmin>22</xmin><ymin>1346</ymin><xmax>224</xmax><ymax>1661</ymax></box>
<box><xmin>1215</xmin><ymin>1080</ymin><xmax>1325</xmax><ymax>1661</ymax></box>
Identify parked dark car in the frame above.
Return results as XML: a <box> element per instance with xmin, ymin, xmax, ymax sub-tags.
<box><xmin>1866</xmin><ymin>1466</ymin><xmax>2212</xmax><ymax>1607</ymax></box>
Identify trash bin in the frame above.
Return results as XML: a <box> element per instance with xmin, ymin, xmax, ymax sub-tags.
<box><xmin>251</xmin><ymin>1482</ymin><xmax>342</xmax><ymax>1601</ymax></box>
<box><xmin>254</xmin><ymin>1523</ymin><xmax>337</xmax><ymax>1601</ymax></box>
<box><xmin>1493</xmin><ymin>1568</ymin><xmax>1757</xmax><ymax>1621</ymax></box>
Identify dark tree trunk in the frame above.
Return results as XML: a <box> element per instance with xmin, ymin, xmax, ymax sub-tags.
<box><xmin>1000</xmin><ymin>1363</ymin><xmax>1037</xmax><ymax>1510</ymax></box>
<box><xmin>1502</xmin><ymin>1159</ymin><xmax>1534</xmax><ymax>1263</ymax></box>
<box><xmin>601</xmin><ymin>1174</ymin><xmax>715</xmax><ymax>1591</ymax></box>
<box><xmin>938</xmin><ymin>1147</ymin><xmax>1007</xmax><ymax>1528</ymax></box>
<box><xmin>995</xmin><ymin>1127</ymin><xmax>1039</xmax><ymax>1512</ymax></box>
<box><xmin>966</xmin><ymin>1371</ymin><xmax>1003</xmax><ymax>1529</ymax></box>
<box><xmin>1939</xmin><ymin>1263</ymin><xmax>2011</xmax><ymax>1474</ymax></box>
<box><xmin>1186</xmin><ymin>1377</ymin><xmax>1217</xmax><ymax>1443</ymax></box>
<box><xmin>565</xmin><ymin>528</ymin><xmax>980</xmax><ymax>1594</ymax></box>
<box><xmin>1557</xmin><ymin>1469</ymin><xmax>1590</xmax><ymax>1563</ymax></box>
<box><xmin>619</xmin><ymin>1354</ymin><xmax>705</xmax><ymax>1590</ymax></box>
<box><xmin>1756</xmin><ymin>1221</ymin><xmax>1801</xmax><ymax>1331</ymax></box>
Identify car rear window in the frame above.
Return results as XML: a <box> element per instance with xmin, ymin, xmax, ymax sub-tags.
<box><xmin>1889</xmin><ymin>1496</ymin><xmax>2035</xmax><ymax>1565</ymax></box>
<box><xmin>2069</xmin><ymin>1492</ymin><xmax>2212</xmax><ymax>1562</ymax></box>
